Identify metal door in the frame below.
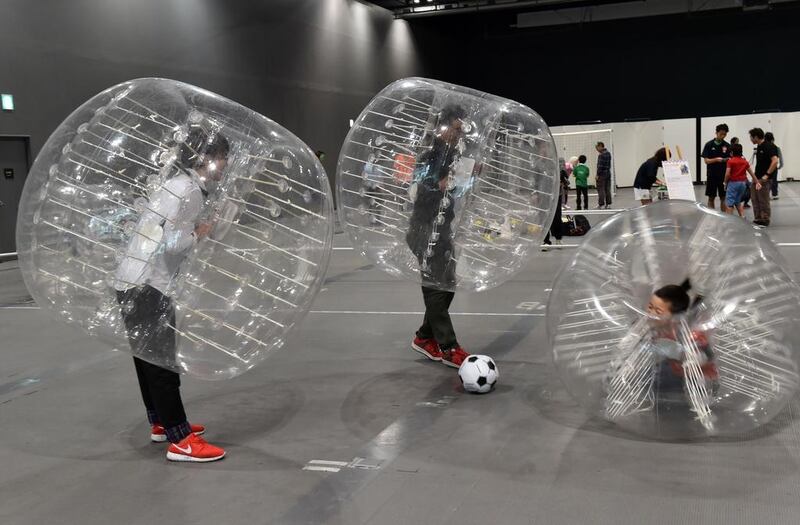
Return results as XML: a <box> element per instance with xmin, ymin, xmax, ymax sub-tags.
<box><xmin>0</xmin><ymin>136</ymin><xmax>32</xmax><ymax>254</ymax></box>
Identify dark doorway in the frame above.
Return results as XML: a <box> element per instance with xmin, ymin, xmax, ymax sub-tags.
<box><xmin>0</xmin><ymin>136</ymin><xmax>32</xmax><ymax>255</ymax></box>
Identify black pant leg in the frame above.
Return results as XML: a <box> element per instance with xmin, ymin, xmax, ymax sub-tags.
<box><xmin>138</xmin><ymin>358</ymin><xmax>187</xmax><ymax>429</ymax></box>
<box><xmin>118</xmin><ymin>286</ymin><xmax>187</xmax><ymax>429</ymax></box>
<box><xmin>133</xmin><ymin>357</ymin><xmax>155</xmax><ymax>412</ymax></box>
<box><xmin>577</xmin><ymin>187</ymin><xmax>588</xmax><ymax>209</ymax></box>
<box><xmin>417</xmin><ymin>286</ymin><xmax>434</xmax><ymax>339</ymax></box>
<box><xmin>550</xmin><ymin>197</ymin><xmax>563</xmax><ymax>240</ymax></box>
<box><xmin>421</xmin><ymin>286</ymin><xmax>457</xmax><ymax>350</ymax></box>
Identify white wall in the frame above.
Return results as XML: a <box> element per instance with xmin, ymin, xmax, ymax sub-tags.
<box><xmin>551</xmin><ymin>118</ymin><xmax>696</xmax><ymax>187</ymax></box>
<box><xmin>700</xmin><ymin>112</ymin><xmax>797</xmax><ymax>181</ymax></box>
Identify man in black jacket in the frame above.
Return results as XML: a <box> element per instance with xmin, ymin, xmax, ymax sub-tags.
<box><xmin>407</xmin><ymin>104</ymin><xmax>471</xmax><ymax>369</ymax></box>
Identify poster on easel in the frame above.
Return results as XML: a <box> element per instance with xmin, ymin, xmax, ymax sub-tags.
<box><xmin>661</xmin><ymin>146</ymin><xmax>696</xmax><ymax>201</ymax></box>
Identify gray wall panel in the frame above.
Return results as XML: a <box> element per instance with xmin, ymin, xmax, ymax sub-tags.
<box><xmin>0</xmin><ymin>0</ymin><xmax>424</xmax><ymax>185</ymax></box>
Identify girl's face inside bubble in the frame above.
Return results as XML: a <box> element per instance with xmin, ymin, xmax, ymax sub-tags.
<box><xmin>647</xmin><ymin>294</ymin><xmax>674</xmax><ymax>328</ymax></box>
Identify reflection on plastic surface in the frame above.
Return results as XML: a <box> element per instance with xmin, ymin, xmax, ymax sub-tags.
<box><xmin>337</xmin><ymin>77</ymin><xmax>559</xmax><ymax>292</ymax></box>
<box><xmin>16</xmin><ymin>78</ymin><xmax>334</xmax><ymax>380</ymax></box>
<box><xmin>548</xmin><ymin>201</ymin><xmax>800</xmax><ymax>439</ymax></box>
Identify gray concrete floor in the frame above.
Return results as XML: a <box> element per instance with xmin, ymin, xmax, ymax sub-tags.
<box><xmin>3</xmin><ymin>185</ymin><xmax>800</xmax><ymax>525</ymax></box>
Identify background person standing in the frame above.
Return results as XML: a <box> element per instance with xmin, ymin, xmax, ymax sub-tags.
<box><xmin>573</xmin><ymin>155</ymin><xmax>590</xmax><ymax>210</ymax></box>
<box><xmin>764</xmin><ymin>132</ymin><xmax>784</xmax><ymax>200</ymax></box>
<box><xmin>701</xmin><ymin>123</ymin><xmax>730</xmax><ymax>211</ymax></box>
<box><xmin>749</xmin><ymin>128</ymin><xmax>780</xmax><ymax>226</ymax></box>
<box><xmin>595</xmin><ymin>142</ymin><xmax>613</xmax><ymax>209</ymax></box>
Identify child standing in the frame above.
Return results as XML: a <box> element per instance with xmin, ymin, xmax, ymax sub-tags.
<box><xmin>724</xmin><ymin>143</ymin><xmax>759</xmax><ymax>218</ymax></box>
<box><xmin>573</xmin><ymin>155</ymin><xmax>589</xmax><ymax>210</ymax></box>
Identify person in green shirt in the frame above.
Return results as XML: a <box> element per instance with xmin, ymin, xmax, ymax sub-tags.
<box><xmin>573</xmin><ymin>155</ymin><xmax>590</xmax><ymax>210</ymax></box>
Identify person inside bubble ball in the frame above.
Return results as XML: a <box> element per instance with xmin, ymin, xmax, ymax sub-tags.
<box><xmin>407</xmin><ymin>104</ymin><xmax>471</xmax><ymax>369</ymax></box>
<box><xmin>113</xmin><ymin>126</ymin><xmax>229</xmax><ymax>463</ymax></box>
<box><xmin>646</xmin><ymin>279</ymin><xmax>719</xmax><ymax>396</ymax></box>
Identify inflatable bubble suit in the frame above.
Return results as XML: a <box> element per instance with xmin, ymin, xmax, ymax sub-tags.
<box><xmin>337</xmin><ymin>77</ymin><xmax>559</xmax><ymax>292</ymax></box>
<box><xmin>16</xmin><ymin>78</ymin><xmax>334</xmax><ymax>380</ymax></box>
<box><xmin>548</xmin><ymin>200</ymin><xmax>800</xmax><ymax>439</ymax></box>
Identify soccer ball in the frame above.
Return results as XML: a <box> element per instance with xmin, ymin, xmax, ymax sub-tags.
<box><xmin>458</xmin><ymin>355</ymin><xmax>499</xmax><ymax>394</ymax></box>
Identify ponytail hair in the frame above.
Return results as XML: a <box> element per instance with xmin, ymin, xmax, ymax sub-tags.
<box><xmin>654</xmin><ymin>278</ymin><xmax>692</xmax><ymax>314</ymax></box>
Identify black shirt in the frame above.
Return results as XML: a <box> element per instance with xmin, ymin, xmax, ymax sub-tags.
<box><xmin>634</xmin><ymin>157</ymin><xmax>660</xmax><ymax>189</ymax></box>
<box><xmin>407</xmin><ymin>137</ymin><xmax>457</xmax><ymax>259</ymax></box>
<box><xmin>755</xmin><ymin>141</ymin><xmax>779</xmax><ymax>179</ymax></box>
<box><xmin>701</xmin><ymin>139</ymin><xmax>731</xmax><ymax>179</ymax></box>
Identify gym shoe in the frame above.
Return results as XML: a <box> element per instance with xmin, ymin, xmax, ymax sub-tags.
<box><xmin>412</xmin><ymin>336</ymin><xmax>443</xmax><ymax>361</ymax></box>
<box><xmin>151</xmin><ymin>423</ymin><xmax>205</xmax><ymax>443</ymax></box>
<box><xmin>166</xmin><ymin>433</ymin><xmax>225</xmax><ymax>463</ymax></box>
<box><xmin>441</xmin><ymin>346</ymin><xmax>470</xmax><ymax>369</ymax></box>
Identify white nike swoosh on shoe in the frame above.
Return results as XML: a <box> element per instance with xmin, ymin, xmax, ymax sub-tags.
<box><xmin>174</xmin><ymin>444</ymin><xmax>192</xmax><ymax>454</ymax></box>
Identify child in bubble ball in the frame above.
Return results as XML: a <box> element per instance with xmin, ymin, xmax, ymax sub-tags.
<box><xmin>113</xmin><ymin>126</ymin><xmax>229</xmax><ymax>463</ymax></box>
<box><xmin>407</xmin><ymin>104</ymin><xmax>471</xmax><ymax>369</ymax></box>
<box><xmin>646</xmin><ymin>279</ymin><xmax>719</xmax><ymax>395</ymax></box>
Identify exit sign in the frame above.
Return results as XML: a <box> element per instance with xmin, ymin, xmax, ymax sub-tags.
<box><xmin>1</xmin><ymin>94</ymin><xmax>14</xmax><ymax>111</ymax></box>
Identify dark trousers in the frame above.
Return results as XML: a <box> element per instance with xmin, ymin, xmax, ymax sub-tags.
<box><xmin>771</xmin><ymin>176</ymin><xmax>779</xmax><ymax>197</ymax></box>
<box><xmin>576</xmin><ymin>187</ymin><xmax>588</xmax><ymax>210</ymax></box>
<box><xmin>596</xmin><ymin>175</ymin><xmax>612</xmax><ymax>207</ymax></box>
<box><xmin>544</xmin><ymin>194</ymin><xmax>563</xmax><ymax>244</ymax></box>
<box><xmin>117</xmin><ymin>286</ymin><xmax>187</xmax><ymax>432</ymax></box>
<box><xmin>417</xmin><ymin>286</ymin><xmax>457</xmax><ymax>351</ymax></box>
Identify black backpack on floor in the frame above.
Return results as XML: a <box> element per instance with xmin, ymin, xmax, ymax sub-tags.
<box><xmin>564</xmin><ymin>214</ymin><xmax>591</xmax><ymax>236</ymax></box>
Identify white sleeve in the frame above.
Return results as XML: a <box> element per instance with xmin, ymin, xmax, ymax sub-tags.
<box><xmin>153</xmin><ymin>180</ymin><xmax>201</xmax><ymax>255</ymax></box>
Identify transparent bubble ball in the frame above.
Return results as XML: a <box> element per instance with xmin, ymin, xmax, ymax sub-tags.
<box><xmin>337</xmin><ymin>77</ymin><xmax>559</xmax><ymax>292</ymax></box>
<box><xmin>548</xmin><ymin>201</ymin><xmax>800</xmax><ymax>439</ymax></box>
<box><xmin>16</xmin><ymin>78</ymin><xmax>334</xmax><ymax>380</ymax></box>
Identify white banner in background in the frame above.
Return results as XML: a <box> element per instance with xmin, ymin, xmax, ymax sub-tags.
<box><xmin>662</xmin><ymin>160</ymin><xmax>696</xmax><ymax>201</ymax></box>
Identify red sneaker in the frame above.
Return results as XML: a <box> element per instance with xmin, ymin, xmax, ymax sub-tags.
<box><xmin>166</xmin><ymin>433</ymin><xmax>226</xmax><ymax>463</ymax></box>
<box><xmin>151</xmin><ymin>423</ymin><xmax>205</xmax><ymax>443</ymax></box>
<box><xmin>412</xmin><ymin>336</ymin><xmax>443</xmax><ymax>361</ymax></box>
<box><xmin>441</xmin><ymin>346</ymin><xmax>470</xmax><ymax>368</ymax></box>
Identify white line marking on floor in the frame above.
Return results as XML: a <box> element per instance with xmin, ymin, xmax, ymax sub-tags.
<box><xmin>0</xmin><ymin>306</ymin><xmax>37</xmax><ymax>309</ymax></box>
<box><xmin>302</xmin><ymin>465</ymin><xmax>342</xmax><ymax>473</ymax></box>
<box><xmin>307</xmin><ymin>460</ymin><xmax>349</xmax><ymax>467</ymax></box>
<box><xmin>302</xmin><ymin>458</ymin><xmax>381</xmax><ymax>473</ymax></box>
<box><xmin>516</xmin><ymin>301</ymin><xmax>545</xmax><ymax>310</ymax></box>
<box><xmin>0</xmin><ymin>306</ymin><xmax>544</xmax><ymax>316</ymax></box>
<box><xmin>347</xmin><ymin>457</ymin><xmax>381</xmax><ymax>470</ymax></box>
<box><xmin>333</xmin><ymin>247</ymin><xmax>354</xmax><ymax>250</ymax></box>
<box><xmin>416</xmin><ymin>395</ymin><xmax>455</xmax><ymax>408</ymax></box>
<box><xmin>308</xmin><ymin>310</ymin><xmax>545</xmax><ymax>317</ymax></box>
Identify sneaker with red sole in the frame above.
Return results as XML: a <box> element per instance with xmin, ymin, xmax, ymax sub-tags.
<box><xmin>166</xmin><ymin>433</ymin><xmax>226</xmax><ymax>463</ymax></box>
<box><xmin>412</xmin><ymin>336</ymin><xmax>443</xmax><ymax>361</ymax></box>
<box><xmin>151</xmin><ymin>423</ymin><xmax>205</xmax><ymax>443</ymax></box>
<box><xmin>441</xmin><ymin>346</ymin><xmax>470</xmax><ymax>368</ymax></box>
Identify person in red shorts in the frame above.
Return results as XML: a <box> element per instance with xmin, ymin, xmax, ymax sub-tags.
<box><xmin>724</xmin><ymin>143</ymin><xmax>759</xmax><ymax>218</ymax></box>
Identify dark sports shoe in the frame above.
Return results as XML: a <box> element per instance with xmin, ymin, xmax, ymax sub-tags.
<box><xmin>412</xmin><ymin>336</ymin><xmax>443</xmax><ymax>361</ymax></box>
<box><xmin>441</xmin><ymin>346</ymin><xmax>470</xmax><ymax>369</ymax></box>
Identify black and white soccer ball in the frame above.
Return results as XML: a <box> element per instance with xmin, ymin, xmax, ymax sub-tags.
<box><xmin>458</xmin><ymin>355</ymin><xmax>499</xmax><ymax>394</ymax></box>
